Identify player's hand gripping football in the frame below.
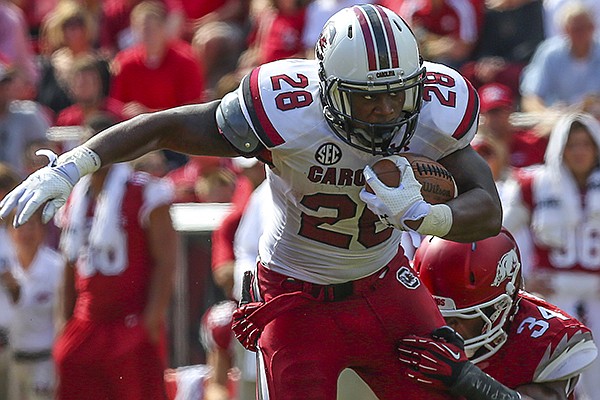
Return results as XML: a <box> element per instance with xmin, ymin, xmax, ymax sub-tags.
<box><xmin>398</xmin><ymin>326</ymin><xmax>469</xmax><ymax>391</ymax></box>
<box><xmin>359</xmin><ymin>155</ymin><xmax>430</xmax><ymax>231</ymax></box>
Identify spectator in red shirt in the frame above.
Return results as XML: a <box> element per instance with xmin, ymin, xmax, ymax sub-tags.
<box><xmin>241</xmin><ymin>0</ymin><xmax>309</xmax><ymax>69</ymax></box>
<box><xmin>56</xmin><ymin>55</ymin><xmax>125</xmax><ymax>128</ymax></box>
<box><xmin>399</xmin><ymin>0</ymin><xmax>480</xmax><ymax>67</ymax></box>
<box><xmin>168</xmin><ymin>0</ymin><xmax>250</xmax><ymax>42</ymax></box>
<box><xmin>110</xmin><ymin>0</ymin><xmax>204</xmax><ymax>120</ymax></box>
<box><xmin>478</xmin><ymin>83</ymin><xmax>547</xmax><ymax>168</ymax></box>
<box><xmin>37</xmin><ymin>1</ymin><xmax>110</xmax><ymax>117</ymax></box>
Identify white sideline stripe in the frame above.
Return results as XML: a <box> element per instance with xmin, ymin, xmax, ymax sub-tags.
<box><xmin>257</xmin><ymin>348</ymin><xmax>269</xmax><ymax>399</ymax></box>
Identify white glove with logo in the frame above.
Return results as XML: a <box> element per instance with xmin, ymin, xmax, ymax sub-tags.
<box><xmin>0</xmin><ymin>147</ymin><xmax>101</xmax><ymax>227</ymax></box>
<box><xmin>359</xmin><ymin>155</ymin><xmax>430</xmax><ymax>231</ymax></box>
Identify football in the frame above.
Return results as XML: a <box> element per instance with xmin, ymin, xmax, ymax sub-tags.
<box><xmin>365</xmin><ymin>153</ymin><xmax>456</xmax><ymax>204</ymax></box>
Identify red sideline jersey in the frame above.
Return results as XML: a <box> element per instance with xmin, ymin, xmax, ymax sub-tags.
<box><xmin>478</xmin><ymin>292</ymin><xmax>595</xmax><ymax>391</ymax></box>
<box><xmin>516</xmin><ymin>169</ymin><xmax>599</xmax><ymax>274</ymax></box>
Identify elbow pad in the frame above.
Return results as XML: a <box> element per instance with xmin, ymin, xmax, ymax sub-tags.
<box><xmin>216</xmin><ymin>92</ymin><xmax>263</xmax><ymax>155</ymax></box>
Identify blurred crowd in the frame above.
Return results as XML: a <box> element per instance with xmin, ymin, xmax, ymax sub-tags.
<box><xmin>1</xmin><ymin>0</ymin><xmax>600</xmax><ymax>399</ymax></box>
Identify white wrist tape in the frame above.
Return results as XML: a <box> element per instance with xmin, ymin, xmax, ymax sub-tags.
<box><xmin>57</xmin><ymin>146</ymin><xmax>102</xmax><ymax>177</ymax></box>
<box><xmin>417</xmin><ymin>204</ymin><xmax>452</xmax><ymax>237</ymax></box>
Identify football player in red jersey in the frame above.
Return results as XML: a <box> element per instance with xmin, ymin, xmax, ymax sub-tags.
<box><xmin>398</xmin><ymin>230</ymin><xmax>598</xmax><ymax>400</ymax></box>
<box><xmin>51</xmin><ymin>115</ymin><xmax>178</xmax><ymax>400</ymax></box>
<box><xmin>0</xmin><ymin>4</ymin><xmax>502</xmax><ymax>398</ymax></box>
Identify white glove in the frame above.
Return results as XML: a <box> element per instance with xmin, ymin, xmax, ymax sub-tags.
<box><xmin>0</xmin><ymin>147</ymin><xmax>100</xmax><ymax>227</ymax></box>
<box><xmin>359</xmin><ymin>155</ymin><xmax>430</xmax><ymax>231</ymax></box>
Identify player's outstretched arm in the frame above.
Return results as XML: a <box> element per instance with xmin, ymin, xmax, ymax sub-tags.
<box><xmin>86</xmin><ymin>101</ymin><xmax>238</xmax><ymax>165</ymax></box>
<box><xmin>0</xmin><ymin>101</ymin><xmax>240</xmax><ymax>227</ymax></box>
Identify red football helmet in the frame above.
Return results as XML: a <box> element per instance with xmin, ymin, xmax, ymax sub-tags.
<box><xmin>413</xmin><ymin>229</ymin><xmax>522</xmax><ymax>363</ymax></box>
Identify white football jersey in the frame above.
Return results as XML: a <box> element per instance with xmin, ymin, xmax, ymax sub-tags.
<box><xmin>10</xmin><ymin>245</ymin><xmax>64</xmax><ymax>352</ymax></box>
<box><xmin>221</xmin><ymin>59</ymin><xmax>478</xmax><ymax>284</ymax></box>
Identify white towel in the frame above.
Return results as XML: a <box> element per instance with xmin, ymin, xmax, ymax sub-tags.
<box><xmin>59</xmin><ymin>164</ymin><xmax>132</xmax><ymax>276</ymax></box>
<box><xmin>530</xmin><ymin>113</ymin><xmax>600</xmax><ymax>248</ymax></box>
<box><xmin>531</xmin><ymin>166</ymin><xmax>600</xmax><ymax>248</ymax></box>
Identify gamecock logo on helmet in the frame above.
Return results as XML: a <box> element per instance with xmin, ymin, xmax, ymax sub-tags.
<box><xmin>316</xmin><ymin>22</ymin><xmax>336</xmax><ymax>61</ymax></box>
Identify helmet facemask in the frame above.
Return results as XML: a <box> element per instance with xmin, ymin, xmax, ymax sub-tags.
<box><xmin>436</xmin><ymin>257</ymin><xmax>521</xmax><ymax>364</ymax></box>
<box><xmin>439</xmin><ymin>293</ymin><xmax>515</xmax><ymax>364</ymax></box>
<box><xmin>320</xmin><ymin>66</ymin><xmax>425</xmax><ymax>155</ymax></box>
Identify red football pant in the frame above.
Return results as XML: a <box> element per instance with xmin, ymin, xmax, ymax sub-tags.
<box><xmin>53</xmin><ymin>316</ymin><xmax>166</xmax><ymax>400</ymax></box>
<box><xmin>255</xmin><ymin>252</ymin><xmax>453</xmax><ymax>400</ymax></box>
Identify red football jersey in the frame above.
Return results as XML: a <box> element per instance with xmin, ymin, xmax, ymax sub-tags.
<box><xmin>70</xmin><ymin>173</ymin><xmax>171</xmax><ymax>321</ymax></box>
<box><xmin>517</xmin><ymin>170</ymin><xmax>598</xmax><ymax>274</ymax></box>
<box><xmin>478</xmin><ymin>292</ymin><xmax>594</xmax><ymax>389</ymax></box>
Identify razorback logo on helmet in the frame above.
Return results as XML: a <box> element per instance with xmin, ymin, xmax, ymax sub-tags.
<box><xmin>397</xmin><ymin>266</ymin><xmax>420</xmax><ymax>289</ymax></box>
<box><xmin>491</xmin><ymin>248</ymin><xmax>520</xmax><ymax>287</ymax></box>
<box><xmin>315</xmin><ymin>22</ymin><xmax>336</xmax><ymax>61</ymax></box>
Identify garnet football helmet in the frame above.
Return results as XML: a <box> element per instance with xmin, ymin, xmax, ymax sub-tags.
<box><xmin>413</xmin><ymin>229</ymin><xmax>522</xmax><ymax>363</ymax></box>
<box><xmin>316</xmin><ymin>4</ymin><xmax>425</xmax><ymax>155</ymax></box>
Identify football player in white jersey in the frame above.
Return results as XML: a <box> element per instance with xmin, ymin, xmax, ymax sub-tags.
<box><xmin>0</xmin><ymin>5</ymin><xmax>502</xmax><ymax>399</ymax></box>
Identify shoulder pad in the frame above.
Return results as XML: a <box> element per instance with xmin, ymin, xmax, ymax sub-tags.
<box><xmin>534</xmin><ymin>330</ymin><xmax>598</xmax><ymax>382</ymax></box>
<box><xmin>216</xmin><ymin>92</ymin><xmax>263</xmax><ymax>156</ymax></box>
